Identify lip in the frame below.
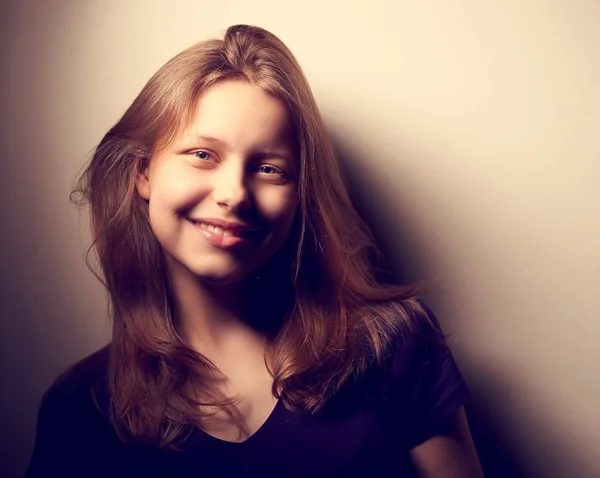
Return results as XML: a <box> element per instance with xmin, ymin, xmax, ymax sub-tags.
<box><xmin>188</xmin><ymin>218</ymin><xmax>262</xmax><ymax>250</ymax></box>
<box><xmin>189</xmin><ymin>218</ymin><xmax>260</xmax><ymax>234</ymax></box>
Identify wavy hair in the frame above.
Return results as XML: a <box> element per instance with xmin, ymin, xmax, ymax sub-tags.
<box><xmin>70</xmin><ymin>24</ymin><xmax>425</xmax><ymax>447</ymax></box>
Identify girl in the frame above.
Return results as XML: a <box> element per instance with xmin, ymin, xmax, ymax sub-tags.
<box><xmin>27</xmin><ymin>25</ymin><xmax>483</xmax><ymax>477</ymax></box>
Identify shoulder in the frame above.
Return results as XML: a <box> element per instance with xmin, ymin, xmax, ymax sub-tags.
<box><xmin>357</xmin><ymin>299</ymin><xmax>450</xmax><ymax>382</ymax></box>
<box><xmin>27</xmin><ymin>346</ymin><xmax>116</xmax><ymax>477</ymax></box>
<box><xmin>369</xmin><ymin>301</ymin><xmax>471</xmax><ymax>448</ymax></box>
<box><xmin>339</xmin><ymin>300</ymin><xmax>453</xmax><ymax>399</ymax></box>
<box><xmin>329</xmin><ymin>299</ymin><xmax>470</xmax><ymax>447</ymax></box>
<box><xmin>44</xmin><ymin>345</ymin><xmax>110</xmax><ymax>398</ymax></box>
<box><xmin>39</xmin><ymin>345</ymin><xmax>111</xmax><ymax>427</ymax></box>
<box><xmin>385</xmin><ymin>301</ymin><xmax>452</xmax><ymax>378</ymax></box>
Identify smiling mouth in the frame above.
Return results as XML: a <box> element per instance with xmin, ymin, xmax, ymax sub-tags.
<box><xmin>188</xmin><ymin>220</ymin><xmax>260</xmax><ymax>237</ymax></box>
<box><xmin>192</xmin><ymin>221</ymin><xmax>237</xmax><ymax>237</ymax></box>
<box><xmin>187</xmin><ymin>219</ymin><xmax>265</xmax><ymax>250</ymax></box>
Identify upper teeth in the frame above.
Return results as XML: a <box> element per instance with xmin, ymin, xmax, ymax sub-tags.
<box><xmin>197</xmin><ymin>222</ymin><xmax>234</xmax><ymax>237</ymax></box>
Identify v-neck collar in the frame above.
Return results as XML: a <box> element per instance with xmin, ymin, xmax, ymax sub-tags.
<box><xmin>194</xmin><ymin>399</ymin><xmax>283</xmax><ymax>446</ymax></box>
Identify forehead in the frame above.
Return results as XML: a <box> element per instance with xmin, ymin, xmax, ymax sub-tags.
<box><xmin>176</xmin><ymin>80</ymin><xmax>293</xmax><ymax>150</ymax></box>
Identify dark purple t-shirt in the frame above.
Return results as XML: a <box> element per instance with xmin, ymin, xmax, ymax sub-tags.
<box><xmin>27</xmin><ymin>309</ymin><xmax>469</xmax><ymax>477</ymax></box>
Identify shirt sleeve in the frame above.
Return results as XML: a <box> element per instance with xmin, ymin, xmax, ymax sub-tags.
<box><xmin>26</xmin><ymin>389</ymin><xmax>86</xmax><ymax>477</ymax></box>
<box><xmin>26</xmin><ymin>367</ymin><xmax>115</xmax><ymax>477</ymax></box>
<box><xmin>385</xmin><ymin>304</ymin><xmax>471</xmax><ymax>450</ymax></box>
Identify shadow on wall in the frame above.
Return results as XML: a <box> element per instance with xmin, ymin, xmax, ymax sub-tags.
<box><xmin>465</xmin><ymin>402</ymin><xmax>527</xmax><ymax>477</ymax></box>
<box><xmin>330</xmin><ymin>132</ymin><xmax>527</xmax><ymax>478</ymax></box>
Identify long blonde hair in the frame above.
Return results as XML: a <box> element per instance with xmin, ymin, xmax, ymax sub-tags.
<box><xmin>71</xmin><ymin>24</ymin><xmax>424</xmax><ymax>448</ymax></box>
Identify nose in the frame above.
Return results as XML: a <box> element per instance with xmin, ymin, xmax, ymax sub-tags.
<box><xmin>211</xmin><ymin>160</ymin><xmax>251</xmax><ymax>212</ymax></box>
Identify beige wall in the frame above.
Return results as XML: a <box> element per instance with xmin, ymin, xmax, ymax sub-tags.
<box><xmin>1</xmin><ymin>1</ymin><xmax>599</xmax><ymax>476</ymax></box>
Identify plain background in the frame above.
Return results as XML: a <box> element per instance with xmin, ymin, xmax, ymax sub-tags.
<box><xmin>1</xmin><ymin>1</ymin><xmax>599</xmax><ymax>477</ymax></box>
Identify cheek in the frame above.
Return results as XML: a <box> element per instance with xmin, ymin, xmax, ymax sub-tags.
<box><xmin>254</xmin><ymin>186</ymin><xmax>298</xmax><ymax>229</ymax></box>
<box><xmin>149</xmin><ymin>168</ymin><xmax>210</xmax><ymax>214</ymax></box>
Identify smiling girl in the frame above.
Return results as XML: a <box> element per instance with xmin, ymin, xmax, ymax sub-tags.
<box><xmin>27</xmin><ymin>25</ymin><xmax>483</xmax><ymax>477</ymax></box>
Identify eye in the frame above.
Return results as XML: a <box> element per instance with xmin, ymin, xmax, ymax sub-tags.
<box><xmin>258</xmin><ymin>164</ymin><xmax>290</xmax><ymax>181</ymax></box>
<box><xmin>192</xmin><ymin>150</ymin><xmax>213</xmax><ymax>161</ymax></box>
<box><xmin>259</xmin><ymin>165</ymin><xmax>281</xmax><ymax>175</ymax></box>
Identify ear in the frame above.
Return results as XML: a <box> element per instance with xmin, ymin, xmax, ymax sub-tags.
<box><xmin>135</xmin><ymin>162</ymin><xmax>151</xmax><ymax>200</ymax></box>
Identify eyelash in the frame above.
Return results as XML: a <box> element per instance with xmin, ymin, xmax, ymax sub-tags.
<box><xmin>190</xmin><ymin>150</ymin><xmax>288</xmax><ymax>179</ymax></box>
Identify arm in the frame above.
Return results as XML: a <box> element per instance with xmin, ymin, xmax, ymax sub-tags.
<box><xmin>409</xmin><ymin>407</ymin><xmax>483</xmax><ymax>478</ymax></box>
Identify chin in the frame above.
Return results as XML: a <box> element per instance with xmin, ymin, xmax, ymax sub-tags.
<box><xmin>163</xmin><ymin>251</ymin><xmax>249</xmax><ymax>286</ymax></box>
<box><xmin>196</xmin><ymin>272</ymin><xmax>247</xmax><ymax>286</ymax></box>
<box><xmin>189</xmin><ymin>264</ymin><xmax>255</xmax><ymax>286</ymax></box>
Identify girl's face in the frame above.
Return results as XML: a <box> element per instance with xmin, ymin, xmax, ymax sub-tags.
<box><xmin>136</xmin><ymin>80</ymin><xmax>298</xmax><ymax>285</ymax></box>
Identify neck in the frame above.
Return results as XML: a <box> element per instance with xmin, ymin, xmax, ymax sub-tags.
<box><xmin>164</xmin><ymin>253</ymin><xmax>291</xmax><ymax>356</ymax></box>
<box><xmin>169</xmin><ymin>275</ymin><xmax>250</xmax><ymax>349</ymax></box>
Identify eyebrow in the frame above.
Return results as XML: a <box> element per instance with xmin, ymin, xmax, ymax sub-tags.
<box><xmin>194</xmin><ymin>135</ymin><xmax>229</xmax><ymax>149</ymax></box>
<box><xmin>187</xmin><ymin>133</ymin><xmax>292</xmax><ymax>160</ymax></box>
